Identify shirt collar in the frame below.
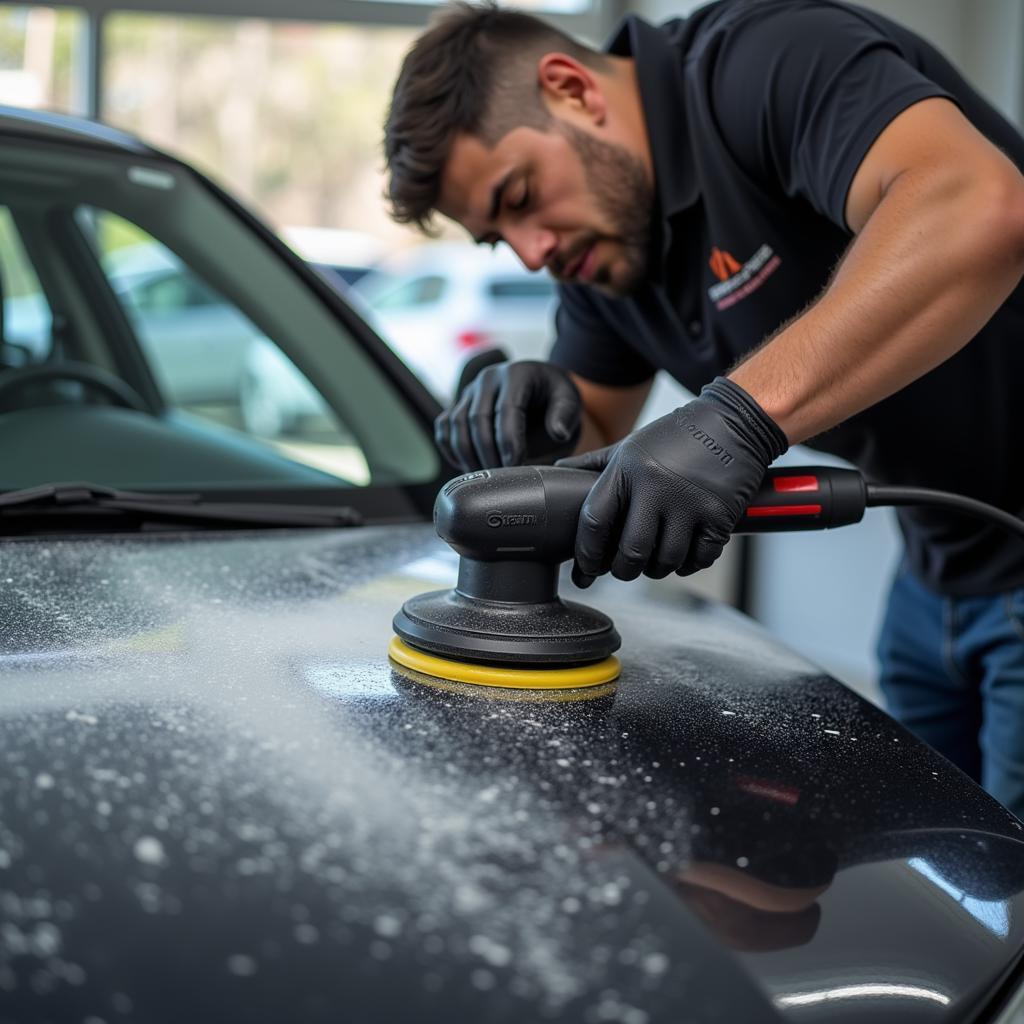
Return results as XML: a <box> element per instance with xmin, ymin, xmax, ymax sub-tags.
<box><xmin>604</xmin><ymin>14</ymin><xmax>700</xmax><ymax>222</ymax></box>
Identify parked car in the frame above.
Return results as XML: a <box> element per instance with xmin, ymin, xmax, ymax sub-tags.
<box><xmin>103</xmin><ymin>240</ymin><xmax>261</xmax><ymax>407</ymax></box>
<box><xmin>5</xmin><ymin>222</ymin><xmax>375</xmax><ymax>442</ymax></box>
<box><xmin>351</xmin><ymin>241</ymin><xmax>559</xmax><ymax>400</ymax></box>
<box><xmin>3</xmin><ymin>227</ymin><xmax>318</xmax><ymax>438</ymax></box>
<box><xmin>0</xmin><ymin>105</ymin><xmax>1023</xmax><ymax>1024</ymax></box>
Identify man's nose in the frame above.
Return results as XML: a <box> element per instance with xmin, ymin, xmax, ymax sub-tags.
<box><xmin>506</xmin><ymin>226</ymin><xmax>558</xmax><ymax>272</ymax></box>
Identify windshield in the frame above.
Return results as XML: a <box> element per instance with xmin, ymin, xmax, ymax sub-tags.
<box><xmin>0</xmin><ymin>133</ymin><xmax>439</xmax><ymax>498</ymax></box>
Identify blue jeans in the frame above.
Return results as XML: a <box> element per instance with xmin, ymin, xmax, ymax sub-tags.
<box><xmin>877</xmin><ymin>563</ymin><xmax>1024</xmax><ymax>819</ymax></box>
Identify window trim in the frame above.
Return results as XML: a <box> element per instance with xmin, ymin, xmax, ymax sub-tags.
<box><xmin>32</xmin><ymin>0</ymin><xmax>614</xmax><ymax>120</ymax></box>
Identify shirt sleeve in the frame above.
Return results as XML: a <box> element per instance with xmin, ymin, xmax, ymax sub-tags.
<box><xmin>710</xmin><ymin>2</ymin><xmax>957</xmax><ymax>229</ymax></box>
<box><xmin>548</xmin><ymin>282</ymin><xmax>656</xmax><ymax>386</ymax></box>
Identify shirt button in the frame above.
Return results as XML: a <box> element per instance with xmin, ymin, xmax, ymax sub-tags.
<box><xmin>687</xmin><ymin>319</ymin><xmax>703</xmax><ymax>338</ymax></box>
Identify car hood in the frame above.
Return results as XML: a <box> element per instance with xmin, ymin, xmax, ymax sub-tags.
<box><xmin>0</xmin><ymin>526</ymin><xmax>1021</xmax><ymax>1024</ymax></box>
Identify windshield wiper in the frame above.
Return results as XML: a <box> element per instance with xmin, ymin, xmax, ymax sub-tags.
<box><xmin>0</xmin><ymin>482</ymin><xmax>362</xmax><ymax>530</ymax></box>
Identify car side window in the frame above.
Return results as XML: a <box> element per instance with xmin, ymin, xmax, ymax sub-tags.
<box><xmin>486</xmin><ymin>278</ymin><xmax>556</xmax><ymax>300</ymax></box>
<box><xmin>370</xmin><ymin>275</ymin><xmax>446</xmax><ymax>311</ymax></box>
<box><xmin>0</xmin><ymin>207</ymin><xmax>55</xmax><ymax>367</ymax></box>
<box><xmin>125</xmin><ymin>272</ymin><xmax>219</xmax><ymax>314</ymax></box>
<box><xmin>77</xmin><ymin>207</ymin><xmax>371</xmax><ymax>484</ymax></box>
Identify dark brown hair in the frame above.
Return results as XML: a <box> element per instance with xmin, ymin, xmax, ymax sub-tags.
<box><xmin>384</xmin><ymin>2</ymin><xmax>608</xmax><ymax>232</ymax></box>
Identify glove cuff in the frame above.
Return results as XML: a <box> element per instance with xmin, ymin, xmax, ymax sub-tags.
<box><xmin>700</xmin><ymin>376</ymin><xmax>789</xmax><ymax>463</ymax></box>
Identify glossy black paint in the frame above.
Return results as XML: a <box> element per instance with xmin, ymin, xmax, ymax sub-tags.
<box><xmin>0</xmin><ymin>526</ymin><xmax>1021</xmax><ymax>1024</ymax></box>
<box><xmin>0</xmin><ymin>104</ymin><xmax>153</xmax><ymax>153</ymax></box>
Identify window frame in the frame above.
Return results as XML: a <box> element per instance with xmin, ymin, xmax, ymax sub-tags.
<box><xmin>16</xmin><ymin>0</ymin><xmax>615</xmax><ymax>119</ymax></box>
<box><xmin>67</xmin><ymin>0</ymin><xmax>609</xmax><ymax>20</ymax></box>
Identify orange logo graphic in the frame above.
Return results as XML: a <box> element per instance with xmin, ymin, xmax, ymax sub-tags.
<box><xmin>709</xmin><ymin>247</ymin><xmax>742</xmax><ymax>282</ymax></box>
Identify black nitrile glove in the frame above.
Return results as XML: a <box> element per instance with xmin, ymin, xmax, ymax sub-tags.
<box><xmin>556</xmin><ymin>377</ymin><xmax>788</xmax><ymax>587</ymax></box>
<box><xmin>435</xmin><ymin>360</ymin><xmax>581</xmax><ymax>472</ymax></box>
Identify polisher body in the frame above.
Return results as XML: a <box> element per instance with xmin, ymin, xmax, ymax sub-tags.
<box><xmin>392</xmin><ymin>467</ymin><xmax>621</xmax><ymax>686</ymax></box>
<box><xmin>390</xmin><ymin>464</ymin><xmax>868</xmax><ymax>688</ymax></box>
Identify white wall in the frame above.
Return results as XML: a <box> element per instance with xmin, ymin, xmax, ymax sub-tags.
<box><xmin>857</xmin><ymin>0</ymin><xmax>1022</xmax><ymax>123</ymax></box>
<box><xmin>856</xmin><ymin>0</ymin><xmax>964</xmax><ymax>63</ymax></box>
<box><xmin>961</xmin><ymin>0</ymin><xmax>1024</xmax><ymax>125</ymax></box>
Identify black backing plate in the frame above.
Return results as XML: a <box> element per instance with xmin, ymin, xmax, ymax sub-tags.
<box><xmin>393</xmin><ymin>587</ymin><xmax>621</xmax><ymax>665</ymax></box>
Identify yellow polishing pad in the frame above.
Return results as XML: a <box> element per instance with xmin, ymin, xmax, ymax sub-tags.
<box><xmin>391</xmin><ymin>664</ymin><xmax>619</xmax><ymax>703</ymax></box>
<box><xmin>388</xmin><ymin>636</ymin><xmax>620</xmax><ymax>691</ymax></box>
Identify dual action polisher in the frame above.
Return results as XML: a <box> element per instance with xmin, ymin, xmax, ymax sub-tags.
<box><xmin>389</xmin><ymin>464</ymin><xmax>1024</xmax><ymax>692</ymax></box>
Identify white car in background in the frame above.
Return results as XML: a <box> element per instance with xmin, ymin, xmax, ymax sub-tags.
<box><xmin>5</xmin><ymin>239</ymin><xmax>331</xmax><ymax>438</ymax></box>
<box><xmin>5</xmin><ymin>241</ymin><xmax>257</xmax><ymax>405</ymax></box>
<box><xmin>350</xmin><ymin>241</ymin><xmax>558</xmax><ymax>401</ymax></box>
<box><xmin>281</xmin><ymin>226</ymin><xmax>384</xmax><ymax>287</ymax></box>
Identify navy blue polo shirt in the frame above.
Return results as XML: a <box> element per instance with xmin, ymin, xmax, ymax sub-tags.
<box><xmin>550</xmin><ymin>0</ymin><xmax>1024</xmax><ymax>597</ymax></box>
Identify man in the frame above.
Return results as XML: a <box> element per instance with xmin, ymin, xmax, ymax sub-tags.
<box><xmin>383</xmin><ymin>0</ymin><xmax>1024</xmax><ymax>816</ymax></box>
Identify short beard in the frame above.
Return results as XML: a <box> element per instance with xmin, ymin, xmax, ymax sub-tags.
<box><xmin>558</xmin><ymin>122</ymin><xmax>654</xmax><ymax>296</ymax></box>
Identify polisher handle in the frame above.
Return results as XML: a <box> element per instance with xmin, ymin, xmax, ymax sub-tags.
<box><xmin>738</xmin><ymin>467</ymin><xmax>867</xmax><ymax>533</ymax></box>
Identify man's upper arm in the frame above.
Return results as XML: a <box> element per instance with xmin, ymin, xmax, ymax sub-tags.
<box><xmin>845</xmin><ymin>96</ymin><xmax>1024</xmax><ymax>232</ymax></box>
<box><xmin>712</xmin><ymin>4</ymin><xmax>958</xmax><ymax>231</ymax></box>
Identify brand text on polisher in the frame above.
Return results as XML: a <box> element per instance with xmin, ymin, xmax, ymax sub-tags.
<box><xmin>486</xmin><ymin>511</ymin><xmax>538</xmax><ymax>528</ymax></box>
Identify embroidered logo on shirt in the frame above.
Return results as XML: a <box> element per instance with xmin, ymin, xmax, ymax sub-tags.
<box><xmin>707</xmin><ymin>244</ymin><xmax>782</xmax><ymax>311</ymax></box>
<box><xmin>708</xmin><ymin>247</ymin><xmax>742</xmax><ymax>281</ymax></box>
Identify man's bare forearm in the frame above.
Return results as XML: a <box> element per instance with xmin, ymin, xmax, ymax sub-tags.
<box><xmin>574</xmin><ymin>409</ymin><xmax>611</xmax><ymax>454</ymax></box>
<box><xmin>571</xmin><ymin>375</ymin><xmax>655</xmax><ymax>453</ymax></box>
<box><xmin>730</xmin><ymin>166</ymin><xmax>1024</xmax><ymax>445</ymax></box>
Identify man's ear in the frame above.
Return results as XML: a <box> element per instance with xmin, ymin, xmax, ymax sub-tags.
<box><xmin>537</xmin><ymin>53</ymin><xmax>607</xmax><ymax>124</ymax></box>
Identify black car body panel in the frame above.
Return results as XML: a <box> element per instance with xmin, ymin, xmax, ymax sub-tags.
<box><xmin>0</xmin><ymin>527</ymin><xmax>1021</xmax><ymax>1023</ymax></box>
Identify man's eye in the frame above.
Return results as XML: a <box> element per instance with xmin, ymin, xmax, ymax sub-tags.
<box><xmin>508</xmin><ymin>188</ymin><xmax>529</xmax><ymax>212</ymax></box>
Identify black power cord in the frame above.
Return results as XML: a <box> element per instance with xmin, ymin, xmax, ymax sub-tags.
<box><xmin>866</xmin><ymin>486</ymin><xmax>1024</xmax><ymax>541</ymax></box>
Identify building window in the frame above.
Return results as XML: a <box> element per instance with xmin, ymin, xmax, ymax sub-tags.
<box><xmin>0</xmin><ymin>5</ymin><xmax>87</xmax><ymax>113</ymax></box>
<box><xmin>103</xmin><ymin>14</ymin><xmax>419</xmax><ymax>249</ymax></box>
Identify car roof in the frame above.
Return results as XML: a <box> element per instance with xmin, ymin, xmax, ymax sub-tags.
<box><xmin>0</xmin><ymin>104</ymin><xmax>155</xmax><ymax>155</ymax></box>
